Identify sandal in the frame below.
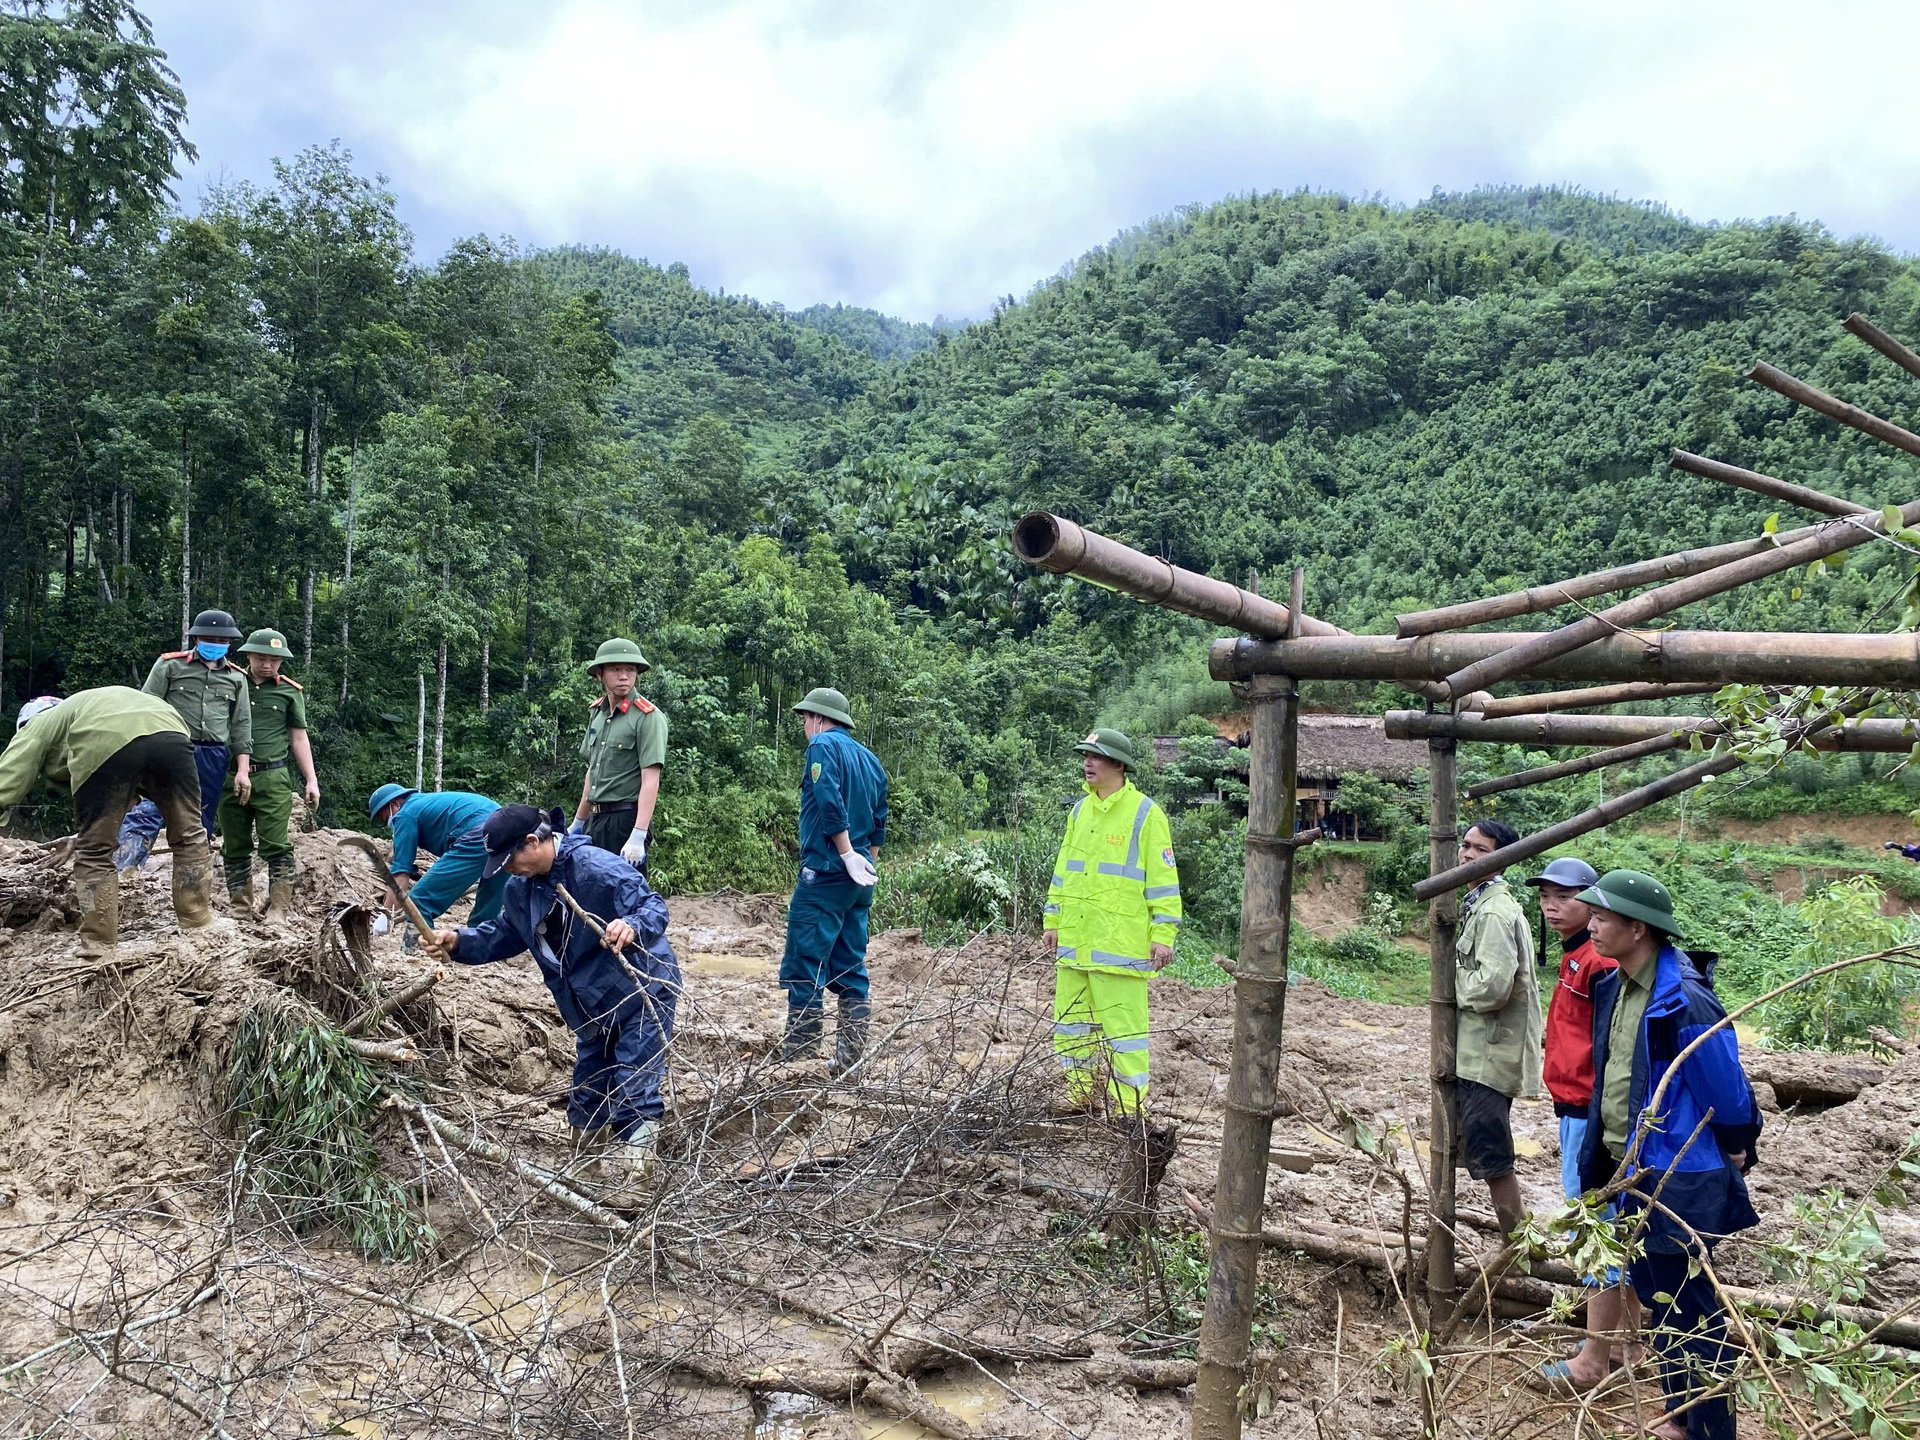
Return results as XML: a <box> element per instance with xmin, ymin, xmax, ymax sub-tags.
<box><xmin>1526</xmin><ymin>1359</ymin><xmax>1606</xmax><ymax>1395</ymax></box>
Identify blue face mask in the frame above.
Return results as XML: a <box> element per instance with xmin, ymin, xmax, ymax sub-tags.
<box><xmin>194</xmin><ymin>641</ymin><xmax>229</xmax><ymax>662</ymax></box>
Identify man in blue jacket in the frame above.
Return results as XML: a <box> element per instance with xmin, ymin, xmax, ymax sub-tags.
<box><xmin>368</xmin><ymin>784</ymin><xmax>505</xmax><ymax>930</ymax></box>
<box><xmin>1578</xmin><ymin>870</ymin><xmax>1760</xmax><ymax>1440</ymax></box>
<box><xmin>780</xmin><ymin>687</ymin><xmax>888</xmax><ymax>1074</ymax></box>
<box><xmin>431</xmin><ymin>804</ymin><xmax>679</xmax><ymax>1206</ymax></box>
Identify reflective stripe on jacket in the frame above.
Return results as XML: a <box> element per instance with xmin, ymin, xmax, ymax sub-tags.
<box><xmin>1045</xmin><ymin>780</ymin><xmax>1181</xmax><ymax>974</ymax></box>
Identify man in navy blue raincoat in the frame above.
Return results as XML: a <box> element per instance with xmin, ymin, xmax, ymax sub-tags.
<box><xmin>1578</xmin><ymin>869</ymin><xmax>1761</xmax><ymax>1440</ymax></box>
<box><xmin>432</xmin><ymin>804</ymin><xmax>679</xmax><ymax>1205</ymax></box>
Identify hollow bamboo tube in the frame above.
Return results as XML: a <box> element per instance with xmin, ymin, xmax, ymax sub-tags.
<box><xmin>1012</xmin><ymin>512</ymin><xmax>1340</xmax><ymax>639</ymax></box>
<box><xmin>1464</xmin><ymin>733</ymin><xmax>1687</xmax><ymax>799</ymax></box>
<box><xmin>1391</xmin><ymin>529</ymin><xmax>1823</xmax><ymax>639</ymax></box>
<box><xmin>1843</xmin><ymin>312</ymin><xmax>1920</xmax><ymax>382</ymax></box>
<box><xmin>1747</xmin><ymin>361</ymin><xmax>1920</xmax><ymax>461</ymax></box>
<box><xmin>1438</xmin><ymin>504</ymin><xmax>1920</xmax><ymax>698</ymax></box>
<box><xmin>1413</xmin><ymin>751</ymin><xmax>1741</xmax><ymax>900</ymax></box>
<box><xmin>1425</xmin><ymin>733</ymin><xmax>1459</xmax><ymax>1322</ymax></box>
<box><xmin>1193</xmin><ymin>675</ymin><xmax>1301</xmax><ymax>1440</ymax></box>
<box><xmin>1668</xmin><ymin>449</ymin><xmax>1869</xmax><ymax>518</ymax></box>
<box><xmin>1472</xmin><ymin>681</ymin><xmax>1724</xmax><ymax>718</ymax></box>
<box><xmin>1214</xmin><ymin>630</ymin><xmax>1920</xmax><ymax>688</ymax></box>
<box><xmin>1386</xmin><ymin>709</ymin><xmax>1920</xmax><ymax>752</ymax></box>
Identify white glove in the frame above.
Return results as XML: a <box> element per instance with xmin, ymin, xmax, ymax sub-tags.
<box><xmin>843</xmin><ymin>850</ymin><xmax>878</xmax><ymax>888</ymax></box>
<box><xmin>621</xmin><ymin>828</ymin><xmax>649</xmax><ymax>867</ymax></box>
<box><xmin>371</xmin><ymin>913</ymin><xmax>391</xmax><ymax>936</ymax></box>
<box><xmin>569</xmin><ymin>818</ymin><xmax>586</xmax><ymax>836</ymax></box>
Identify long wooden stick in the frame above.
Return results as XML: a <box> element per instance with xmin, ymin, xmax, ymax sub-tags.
<box><xmin>1392</xmin><ymin>527</ymin><xmax>1828</xmax><ymax>639</ymax></box>
<box><xmin>1425</xmin><ymin>732</ymin><xmax>1459</xmax><ymax>1322</ymax></box>
<box><xmin>1436</xmin><ymin>506</ymin><xmax>1920</xmax><ymax>699</ymax></box>
<box><xmin>1471</xmin><ymin>681</ymin><xmax>1723</xmax><ymax>718</ymax></box>
<box><xmin>1193</xmin><ymin>672</ymin><xmax>1301</xmax><ymax>1440</ymax></box>
<box><xmin>1386</xmin><ymin>709</ymin><xmax>1918</xmax><ymax>751</ymax></box>
<box><xmin>346</xmin><ymin>968</ymin><xmax>442</xmax><ymax>1037</ymax></box>
<box><xmin>1214</xmin><ymin>629</ymin><xmax>1920</xmax><ymax>688</ymax></box>
<box><xmin>1463</xmin><ymin>733</ymin><xmax>1687</xmax><ymax>799</ymax></box>
<box><xmin>1668</xmin><ymin>449</ymin><xmax>1868</xmax><ymax>518</ymax></box>
<box><xmin>1748</xmin><ymin>361</ymin><xmax>1920</xmax><ymax>460</ymax></box>
<box><xmin>1843</xmin><ymin>312</ymin><xmax>1920</xmax><ymax>382</ymax></box>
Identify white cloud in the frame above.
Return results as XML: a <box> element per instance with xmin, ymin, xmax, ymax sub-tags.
<box><xmin>148</xmin><ymin>0</ymin><xmax>1920</xmax><ymax>319</ymax></box>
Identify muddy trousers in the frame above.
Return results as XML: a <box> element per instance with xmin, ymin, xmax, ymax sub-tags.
<box><xmin>74</xmin><ymin>732</ymin><xmax>213</xmax><ymax>945</ymax></box>
<box><xmin>1053</xmin><ymin>966</ymin><xmax>1150</xmax><ymax>1116</ymax></box>
<box><xmin>1629</xmin><ymin>1247</ymin><xmax>1736</xmax><ymax>1440</ymax></box>
<box><xmin>570</xmin><ymin>991</ymin><xmax>677</xmax><ymax>1142</ymax></box>
<box><xmin>218</xmin><ymin>763</ymin><xmax>295</xmax><ymax>894</ymax></box>
<box><xmin>779</xmin><ymin>873</ymin><xmax>872</xmax><ymax>1010</ymax></box>
<box><xmin>115</xmin><ymin>740</ymin><xmax>227</xmax><ymax>869</ymax></box>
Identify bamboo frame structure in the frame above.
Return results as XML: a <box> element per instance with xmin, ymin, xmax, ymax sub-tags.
<box><xmin>1007</xmin><ymin>312</ymin><xmax>1920</xmax><ymax>1435</ymax></box>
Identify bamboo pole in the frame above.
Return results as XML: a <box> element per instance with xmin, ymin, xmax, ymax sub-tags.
<box><xmin>1425</xmin><ymin>731</ymin><xmax>1459</xmax><ymax>1323</ymax></box>
<box><xmin>1413</xmin><ymin>752</ymin><xmax>1740</xmax><ymax>901</ymax></box>
<box><xmin>1436</xmin><ymin>500</ymin><xmax>1920</xmax><ymax>698</ymax></box>
<box><xmin>1463</xmin><ymin>734</ymin><xmax>1686</xmax><ymax>799</ymax></box>
<box><xmin>1471</xmin><ymin>681</ymin><xmax>1723</xmax><ymax>718</ymax></box>
<box><xmin>1193</xmin><ymin>671</ymin><xmax>1303</xmax><ymax>1440</ymax></box>
<box><xmin>1012</xmin><ymin>512</ymin><xmax>1340</xmax><ymax>639</ymax></box>
<box><xmin>1668</xmin><ymin>449</ymin><xmax>1869</xmax><ymax>518</ymax></box>
<box><xmin>1747</xmin><ymin>361</ymin><xmax>1920</xmax><ymax>461</ymax></box>
<box><xmin>1843</xmin><ymin>312</ymin><xmax>1920</xmax><ymax>383</ymax></box>
<box><xmin>1392</xmin><ymin>527</ymin><xmax>1828</xmax><ymax>639</ymax></box>
<box><xmin>1386</xmin><ymin>709</ymin><xmax>1920</xmax><ymax>752</ymax></box>
<box><xmin>1213</xmin><ymin>630</ymin><xmax>1920</xmax><ymax>688</ymax></box>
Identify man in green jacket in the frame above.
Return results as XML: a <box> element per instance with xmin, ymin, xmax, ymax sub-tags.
<box><xmin>218</xmin><ymin>629</ymin><xmax>320</xmax><ymax>923</ymax></box>
<box><xmin>1453</xmin><ymin>818</ymin><xmax>1543</xmax><ymax>1240</ymax></box>
<box><xmin>0</xmin><ymin>688</ymin><xmax>215</xmax><ymax>950</ymax></box>
<box><xmin>116</xmin><ymin>609</ymin><xmax>253</xmax><ymax>871</ymax></box>
<box><xmin>570</xmin><ymin>638</ymin><xmax>668</xmax><ymax>871</ymax></box>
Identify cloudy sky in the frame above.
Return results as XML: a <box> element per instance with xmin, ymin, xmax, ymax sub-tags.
<box><xmin>143</xmin><ymin>0</ymin><xmax>1920</xmax><ymax>322</ymax></box>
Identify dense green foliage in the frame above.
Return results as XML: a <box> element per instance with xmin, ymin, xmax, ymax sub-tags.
<box><xmin>7</xmin><ymin>5</ymin><xmax>1920</xmax><ymax>1039</ymax></box>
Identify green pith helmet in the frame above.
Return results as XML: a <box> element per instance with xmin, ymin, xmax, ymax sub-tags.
<box><xmin>1073</xmin><ymin>728</ymin><xmax>1138</xmax><ymax>770</ymax></box>
<box><xmin>793</xmin><ymin>687</ymin><xmax>854</xmax><ymax>727</ymax></box>
<box><xmin>238</xmin><ymin>628</ymin><xmax>293</xmax><ymax>659</ymax></box>
<box><xmin>588</xmin><ymin>637</ymin><xmax>650</xmax><ymax>675</ymax></box>
<box><xmin>1576</xmin><ymin>868</ymin><xmax>1681</xmax><ymax>937</ymax></box>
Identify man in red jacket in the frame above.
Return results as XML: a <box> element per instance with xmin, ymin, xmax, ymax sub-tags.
<box><xmin>1526</xmin><ymin>856</ymin><xmax>1638</xmax><ymax>1393</ymax></box>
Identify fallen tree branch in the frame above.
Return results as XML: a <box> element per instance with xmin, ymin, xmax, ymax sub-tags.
<box><xmin>346</xmin><ymin>967</ymin><xmax>442</xmax><ymax>1036</ymax></box>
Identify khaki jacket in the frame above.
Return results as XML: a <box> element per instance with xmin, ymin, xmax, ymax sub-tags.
<box><xmin>1454</xmin><ymin>877</ymin><xmax>1543</xmax><ymax>1098</ymax></box>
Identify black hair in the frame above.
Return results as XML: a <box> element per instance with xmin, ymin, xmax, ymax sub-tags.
<box><xmin>1465</xmin><ymin>818</ymin><xmax>1521</xmax><ymax>851</ymax></box>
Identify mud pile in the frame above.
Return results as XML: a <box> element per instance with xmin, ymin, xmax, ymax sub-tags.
<box><xmin>0</xmin><ymin>827</ymin><xmax>1914</xmax><ymax>1438</ymax></box>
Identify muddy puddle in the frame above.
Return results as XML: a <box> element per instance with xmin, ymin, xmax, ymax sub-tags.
<box><xmin>748</xmin><ymin>1374</ymin><xmax>998</xmax><ymax>1439</ymax></box>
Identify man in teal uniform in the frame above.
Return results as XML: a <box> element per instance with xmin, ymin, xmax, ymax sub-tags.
<box><xmin>778</xmin><ymin>687</ymin><xmax>887</xmax><ymax>1074</ymax></box>
<box><xmin>116</xmin><ymin>609</ymin><xmax>253</xmax><ymax>869</ymax></box>
<box><xmin>219</xmin><ymin>628</ymin><xmax>320</xmax><ymax>922</ymax></box>
<box><xmin>368</xmin><ymin>785</ymin><xmax>506</xmax><ymax>930</ymax></box>
<box><xmin>571</xmin><ymin>638</ymin><xmax>668</xmax><ymax>871</ymax></box>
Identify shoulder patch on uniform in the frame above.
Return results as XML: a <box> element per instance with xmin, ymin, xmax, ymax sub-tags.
<box><xmin>278</xmin><ymin>676</ymin><xmax>303</xmax><ymax>691</ymax></box>
<box><xmin>810</xmin><ymin>761</ymin><xmax>822</xmax><ymax>783</ymax></box>
<box><xmin>1162</xmin><ymin>847</ymin><xmax>1175</xmax><ymax>867</ymax></box>
<box><xmin>588</xmin><ymin>696</ymin><xmax>605</xmax><ymax>711</ymax></box>
<box><xmin>633</xmin><ymin>696</ymin><xmax>656</xmax><ymax>713</ymax></box>
<box><xmin>162</xmin><ymin>650</ymin><xmax>191</xmax><ymax>660</ymax></box>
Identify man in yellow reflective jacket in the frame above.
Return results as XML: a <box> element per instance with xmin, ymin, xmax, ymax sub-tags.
<box><xmin>1042</xmin><ymin>729</ymin><xmax>1181</xmax><ymax>1115</ymax></box>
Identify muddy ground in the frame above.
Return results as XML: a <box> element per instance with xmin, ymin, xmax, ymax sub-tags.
<box><xmin>0</xmin><ymin>829</ymin><xmax>1914</xmax><ymax>1438</ymax></box>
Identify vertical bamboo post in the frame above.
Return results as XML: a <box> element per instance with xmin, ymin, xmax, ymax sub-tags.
<box><xmin>1192</xmin><ymin>656</ymin><xmax>1302</xmax><ymax>1438</ymax></box>
<box><xmin>1425</xmin><ymin>731</ymin><xmax>1459</xmax><ymax>1322</ymax></box>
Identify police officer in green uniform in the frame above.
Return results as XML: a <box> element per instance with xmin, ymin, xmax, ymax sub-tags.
<box><xmin>218</xmin><ymin>628</ymin><xmax>320</xmax><ymax>923</ymax></box>
<box><xmin>115</xmin><ymin>609</ymin><xmax>254</xmax><ymax>871</ymax></box>
<box><xmin>570</xmin><ymin>638</ymin><xmax>668</xmax><ymax>871</ymax></box>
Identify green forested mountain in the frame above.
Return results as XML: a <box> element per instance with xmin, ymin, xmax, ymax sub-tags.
<box><xmin>8</xmin><ymin>2</ymin><xmax>1920</xmax><ymax>910</ymax></box>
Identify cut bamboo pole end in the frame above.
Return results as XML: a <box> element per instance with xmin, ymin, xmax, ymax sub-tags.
<box><xmin>1843</xmin><ymin>312</ymin><xmax>1920</xmax><ymax>382</ymax></box>
<box><xmin>1747</xmin><ymin>360</ymin><xmax>1920</xmax><ymax>461</ymax></box>
<box><xmin>1669</xmin><ymin>449</ymin><xmax>1868</xmax><ymax>518</ymax></box>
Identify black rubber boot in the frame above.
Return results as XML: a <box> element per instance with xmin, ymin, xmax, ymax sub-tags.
<box><xmin>777</xmin><ymin>1002</ymin><xmax>824</xmax><ymax>1061</ymax></box>
<box><xmin>829</xmin><ymin>995</ymin><xmax>871</xmax><ymax>1078</ymax></box>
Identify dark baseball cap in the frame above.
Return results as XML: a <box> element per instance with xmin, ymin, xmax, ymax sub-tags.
<box><xmin>478</xmin><ymin>804</ymin><xmax>566</xmax><ymax>878</ymax></box>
